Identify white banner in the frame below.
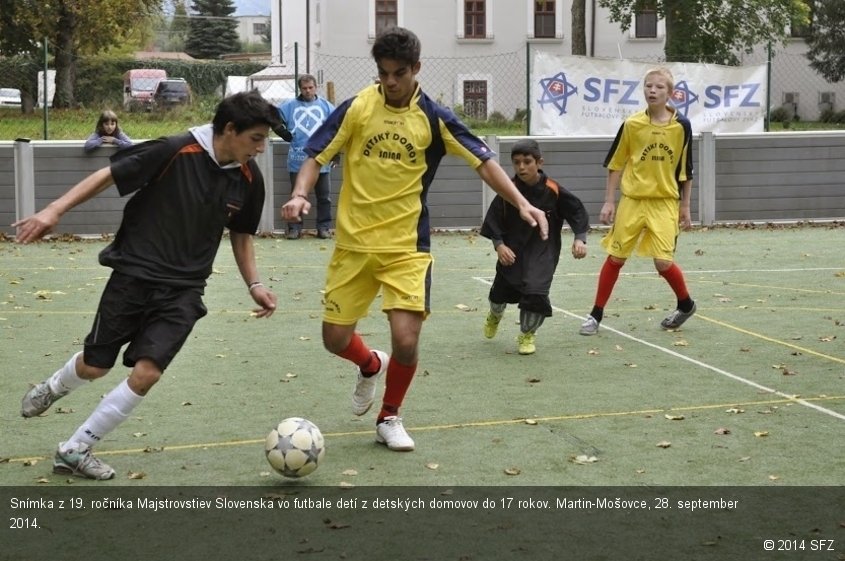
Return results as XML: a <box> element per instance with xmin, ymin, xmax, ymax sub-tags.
<box><xmin>531</xmin><ymin>54</ymin><xmax>767</xmax><ymax>136</ymax></box>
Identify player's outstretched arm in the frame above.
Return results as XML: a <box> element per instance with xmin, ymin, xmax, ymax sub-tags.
<box><xmin>280</xmin><ymin>158</ymin><xmax>320</xmax><ymax>222</ymax></box>
<box><xmin>476</xmin><ymin>159</ymin><xmax>549</xmax><ymax>240</ymax></box>
<box><xmin>230</xmin><ymin>231</ymin><xmax>277</xmax><ymax>318</ymax></box>
<box><xmin>12</xmin><ymin>167</ymin><xmax>114</xmax><ymax>244</ymax></box>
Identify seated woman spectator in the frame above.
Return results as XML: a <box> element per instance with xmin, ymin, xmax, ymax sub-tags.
<box><xmin>84</xmin><ymin>110</ymin><xmax>133</xmax><ymax>153</ymax></box>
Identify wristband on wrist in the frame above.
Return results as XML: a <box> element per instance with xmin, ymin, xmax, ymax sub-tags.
<box><xmin>247</xmin><ymin>281</ymin><xmax>264</xmax><ymax>292</ymax></box>
<box><xmin>292</xmin><ymin>193</ymin><xmax>308</xmax><ymax>200</ymax></box>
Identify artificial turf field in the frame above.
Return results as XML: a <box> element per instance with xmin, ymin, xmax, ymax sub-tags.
<box><xmin>1</xmin><ymin>225</ymin><xmax>843</xmax><ymax>560</ymax></box>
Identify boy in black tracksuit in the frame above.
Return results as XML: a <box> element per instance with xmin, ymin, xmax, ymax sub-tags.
<box><xmin>481</xmin><ymin>139</ymin><xmax>589</xmax><ymax>355</ymax></box>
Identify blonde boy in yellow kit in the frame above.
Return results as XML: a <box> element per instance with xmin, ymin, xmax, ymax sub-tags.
<box><xmin>580</xmin><ymin>67</ymin><xmax>697</xmax><ymax>336</ymax></box>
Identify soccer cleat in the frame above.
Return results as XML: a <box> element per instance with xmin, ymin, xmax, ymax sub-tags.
<box><xmin>375</xmin><ymin>416</ymin><xmax>415</xmax><ymax>451</ymax></box>
<box><xmin>317</xmin><ymin>228</ymin><xmax>332</xmax><ymax>239</ymax></box>
<box><xmin>483</xmin><ymin>312</ymin><xmax>501</xmax><ymax>339</ymax></box>
<box><xmin>286</xmin><ymin>227</ymin><xmax>301</xmax><ymax>240</ymax></box>
<box><xmin>517</xmin><ymin>332</ymin><xmax>536</xmax><ymax>355</ymax></box>
<box><xmin>53</xmin><ymin>443</ymin><xmax>115</xmax><ymax>480</ymax></box>
<box><xmin>579</xmin><ymin>315</ymin><xmax>599</xmax><ymax>336</ymax></box>
<box><xmin>21</xmin><ymin>381</ymin><xmax>67</xmax><ymax>418</ymax></box>
<box><xmin>351</xmin><ymin>350</ymin><xmax>389</xmax><ymax>416</ymax></box>
<box><xmin>661</xmin><ymin>302</ymin><xmax>697</xmax><ymax>330</ymax></box>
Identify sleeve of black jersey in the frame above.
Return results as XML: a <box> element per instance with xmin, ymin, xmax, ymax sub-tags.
<box><xmin>557</xmin><ymin>186</ymin><xmax>590</xmax><ymax>241</ymax></box>
<box><xmin>227</xmin><ymin>161</ymin><xmax>266</xmax><ymax>235</ymax></box>
<box><xmin>109</xmin><ymin>137</ymin><xmax>181</xmax><ymax>197</ymax></box>
<box><xmin>480</xmin><ymin>194</ymin><xmax>507</xmax><ymax>242</ymax></box>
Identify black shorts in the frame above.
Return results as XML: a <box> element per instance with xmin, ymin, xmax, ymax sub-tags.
<box><xmin>488</xmin><ymin>273</ymin><xmax>552</xmax><ymax>317</ymax></box>
<box><xmin>83</xmin><ymin>272</ymin><xmax>208</xmax><ymax>371</ymax></box>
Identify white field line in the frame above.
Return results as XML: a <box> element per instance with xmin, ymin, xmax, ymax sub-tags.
<box><xmin>472</xmin><ymin>276</ymin><xmax>845</xmax><ymax>422</ymax></box>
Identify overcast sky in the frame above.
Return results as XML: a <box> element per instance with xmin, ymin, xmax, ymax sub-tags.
<box><xmin>233</xmin><ymin>0</ymin><xmax>270</xmax><ymax>16</ymax></box>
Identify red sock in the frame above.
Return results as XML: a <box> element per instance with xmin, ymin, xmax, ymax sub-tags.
<box><xmin>378</xmin><ymin>357</ymin><xmax>416</xmax><ymax>421</ymax></box>
<box><xmin>659</xmin><ymin>263</ymin><xmax>690</xmax><ymax>301</ymax></box>
<box><xmin>337</xmin><ymin>333</ymin><xmax>380</xmax><ymax>375</ymax></box>
<box><xmin>595</xmin><ymin>256</ymin><xmax>623</xmax><ymax>308</ymax></box>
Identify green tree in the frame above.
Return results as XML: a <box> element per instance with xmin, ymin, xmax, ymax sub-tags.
<box><xmin>167</xmin><ymin>0</ymin><xmax>192</xmax><ymax>52</ymax></box>
<box><xmin>0</xmin><ymin>0</ymin><xmax>162</xmax><ymax>110</ymax></box>
<box><xmin>185</xmin><ymin>0</ymin><xmax>239</xmax><ymax>60</ymax></box>
<box><xmin>598</xmin><ymin>0</ymin><xmax>810</xmax><ymax>64</ymax></box>
<box><xmin>805</xmin><ymin>0</ymin><xmax>845</xmax><ymax>82</ymax></box>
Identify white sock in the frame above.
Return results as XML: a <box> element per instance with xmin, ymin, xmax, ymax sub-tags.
<box><xmin>63</xmin><ymin>379</ymin><xmax>143</xmax><ymax>451</ymax></box>
<box><xmin>47</xmin><ymin>351</ymin><xmax>87</xmax><ymax>395</ymax></box>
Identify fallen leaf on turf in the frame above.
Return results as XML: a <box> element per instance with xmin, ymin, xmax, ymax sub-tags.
<box><xmin>819</xmin><ymin>335</ymin><xmax>836</xmax><ymax>342</ymax></box>
<box><xmin>36</xmin><ymin>477</ymin><xmax>50</xmax><ymax>484</ymax></box>
<box><xmin>285</xmin><ymin>372</ymin><xmax>298</xmax><ymax>379</ymax></box>
<box><xmin>128</xmin><ymin>471</ymin><xmax>146</xmax><ymax>480</ymax></box>
<box><xmin>132</xmin><ymin>432</ymin><xmax>147</xmax><ymax>438</ymax></box>
<box><xmin>454</xmin><ymin>304</ymin><xmax>473</xmax><ymax>311</ymax></box>
<box><xmin>298</xmin><ymin>336</ymin><xmax>311</xmax><ymax>341</ymax></box>
<box><xmin>524</xmin><ymin>419</ymin><xmax>538</xmax><ymax>425</ymax></box>
<box><xmin>714</xmin><ymin>427</ymin><xmax>731</xmax><ymax>435</ymax></box>
<box><xmin>754</xmin><ymin>431</ymin><xmax>769</xmax><ymax>437</ymax></box>
<box><xmin>55</xmin><ymin>407</ymin><xmax>74</xmax><ymax>414</ymax></box>
<box><xmin>504</xmin><ymin>467</ymin><xmax>521</xmax><ymax>476</ymax></box>
<box><xmin>725</xmin><ymin>407</ymin><xmax>745</xmax><ymax>414</ymax></box>
<box><xmin>215</xmin><ymin>354</ymin><xmax>226</xmax><ymax>358</ymax></box>
<box><xmin>425</xmin><ymin>463</ymin><xmax>440</xmax><ymax>470</ymax></box>
<box><xmin>339</xmin><ymin>481</ymin><xmax>355</xmax><ymax>488</ymax></box>
<box><xmin>656</xmin><ymin>441</ymin><xmax>672</xmax><ymax>448</ymax></box>
<box><xmin>181</xmin><ymin>401</ymin><xmax>192</xmax><ymax>406</ymax></box>
<box><xmin>23</xmin><ymin>459</ymin><xmax>38</xmax><ymax>467</ymax></box>
<box><xmin>672</xmin><ymin>340</ymin><xmax>689</xmax><ymax>347</ymax></box>
<box><xmin>738</xmin><ymin>456</ymin><xmax>751</xmax><ymax>462</ymax></box>
<box><xmin>341</xmin><ymin>469</ymin><xmax>358</xmax><ymax>476</ymax></box>
<box><xmin>768</xmin><ymin>475</ymin><xmax>780</xmax><ymax>481</ymax></box>
<box><xmin>664</xmin><ymin>414</ymin><xmax>685</xmax><ymax>421</ymax></box>
<box><xmin>526</xmin><ymin>377</ymin><xmax>541</xmax><ymax>383</ymax></box>
<box><xmin>644</xmin><ymin>304</ymin><xmax>658</xmax><ymax>310</ymax></box>
<box><xmin>259</xmin><ymin>471</ymin><xmax>271</xmax><ymax>477</ymax></box>
<box><xmin>614</xmin><ymin>345</ymin><xmax>624</xmax><ymax>351</ymax></box>
<box><xmin>324</xmin><ymin>520</ymin><xmax>351</xmax><ymax>530</ymax></box>
<box><xmin>570</xmin><ymin>455</ymin><xmax>599</xmax><ymax>465</ymax></box>
<box><xmin>588</xmin><ymin>349</ymin><xmax>600</xmax><ymax>355</ymax></box>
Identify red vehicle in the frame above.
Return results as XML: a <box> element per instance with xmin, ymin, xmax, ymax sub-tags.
<box><xmin>122</xmin><ymin>69</ymin><xmax>167</xmax><ymax>112</ymax></box>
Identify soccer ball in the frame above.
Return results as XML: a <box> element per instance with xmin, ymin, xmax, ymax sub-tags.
<box><xmin>265</xmin><ymin>417</ymin><xmax>325</xmax><ymax>478</ymax></box>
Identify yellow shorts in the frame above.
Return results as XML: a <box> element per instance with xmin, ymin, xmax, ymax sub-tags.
<box><xmin>600</xmin><ymin>196</ymin><xmax>680</xmax><ymax>261</ymax></box>
<box><xmin>322</xmin><ymin>249</ymin><xmax>433</xmax><ymax>325</ymax></box>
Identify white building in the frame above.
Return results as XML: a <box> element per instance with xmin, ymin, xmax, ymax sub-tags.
<box><xmin>235</xmin><ymin>14</ymin><xmax>271</xmax><ymax>45</ymax></box>
<box><xmin>269</xmin><ymin>0</ymin><xmax>842</xmax><ymax>122</ymax></box>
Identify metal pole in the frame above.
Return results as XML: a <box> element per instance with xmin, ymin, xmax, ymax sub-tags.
<box><xmin>43</xmin><ymin>37</ymin><xmax>48</xmax><ymax>140</ymax></box>
<box><xmin>525</xmin><ymin>42</ymin><xmax>530</xmax><ymax>135</ymax></box>
<box><xmin>294</xmin><ymin>41</ymin><xmax>299</xmax><ymax>96</ymax></box>
<box><xmin>765</xmin><ymin>42</ymin><xmax>772</xmax><ymax>132</ymax></box>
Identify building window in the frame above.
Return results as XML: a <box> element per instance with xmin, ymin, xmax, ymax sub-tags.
<box><xmin>465</xmin><ymin>1</ymin><xmax>486</xmax><ymax>39</ymax></box>
<box><xmin>534</xmin><ymin>1</ymin><xmax>555</xmax><ymax>39</ymax></box>
<box><xmin>376</xmin><ymin>0</ymin><xmax>398</xmax><ymax>36</ymax></box>
<box><xmin>463</xmin><ymin>80</ymin><xmax>487</xmax><ymax>120</ymax></box>
<box><xmin>253</xmin><ymin>22</ymin><xmax>267</xmax><ymax>35</ymax></box>
<box><xmin>634</xmin><ymin>4</ymin><xmax>658</xmax><ymax>39</ymax></box>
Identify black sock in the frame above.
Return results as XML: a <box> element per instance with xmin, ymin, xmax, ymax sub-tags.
<box><xmin>589</xmin><ymin>306</ymin><xmax>604</xmax><ymax>323</ymax></box>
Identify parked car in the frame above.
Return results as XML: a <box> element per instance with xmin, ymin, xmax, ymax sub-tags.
<box><xmin>0</xmin><ymin>87</ymin><xmax>21</xmax><ymax>106</ymax></box>
<box><xmin>151</xmin><ymin>79</ymin><xmax>191</xmax><ymax>110</ymax></box>
<box><xmin>123</xmin><ymin>68</ymin><xmax>167</xmax><ymax>112</ymax></box>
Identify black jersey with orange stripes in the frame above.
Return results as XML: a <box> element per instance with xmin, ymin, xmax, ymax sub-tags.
<box><xmin>604</xmin><ymin>107</ymin><xmax>694</xmax><ymax>200</ymax></box>
<box><xmin>102</xmin><ymin>132</ymin><xmax>264</xmax><ymax>287</ymax></box>
<box><xmin>480</xmin><ymin>172</ymin><xmax>589</xmax><ymax>295</ymax></box>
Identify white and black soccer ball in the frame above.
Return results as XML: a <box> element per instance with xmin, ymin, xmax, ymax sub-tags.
<box><xmin>265</xmin><ymin>417</ymin><xmax>325</xmax><ymax>478</ymax></box>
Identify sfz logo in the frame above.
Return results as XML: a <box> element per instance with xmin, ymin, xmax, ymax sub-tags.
<box><xmin>539</xmin><ymin>72</ymin><xmax>761</xmax><ymax>117</ymax></box>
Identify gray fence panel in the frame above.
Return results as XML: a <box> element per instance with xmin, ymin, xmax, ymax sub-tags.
<box><xmin>1</xmin><ymin>133</ymin><xmax>842</xmax><ymax>239</ymax></box>
<box><xmin>0</xmin><ymin>143</ymin><xmax>15</xmax><ymax>233</ymax></box>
